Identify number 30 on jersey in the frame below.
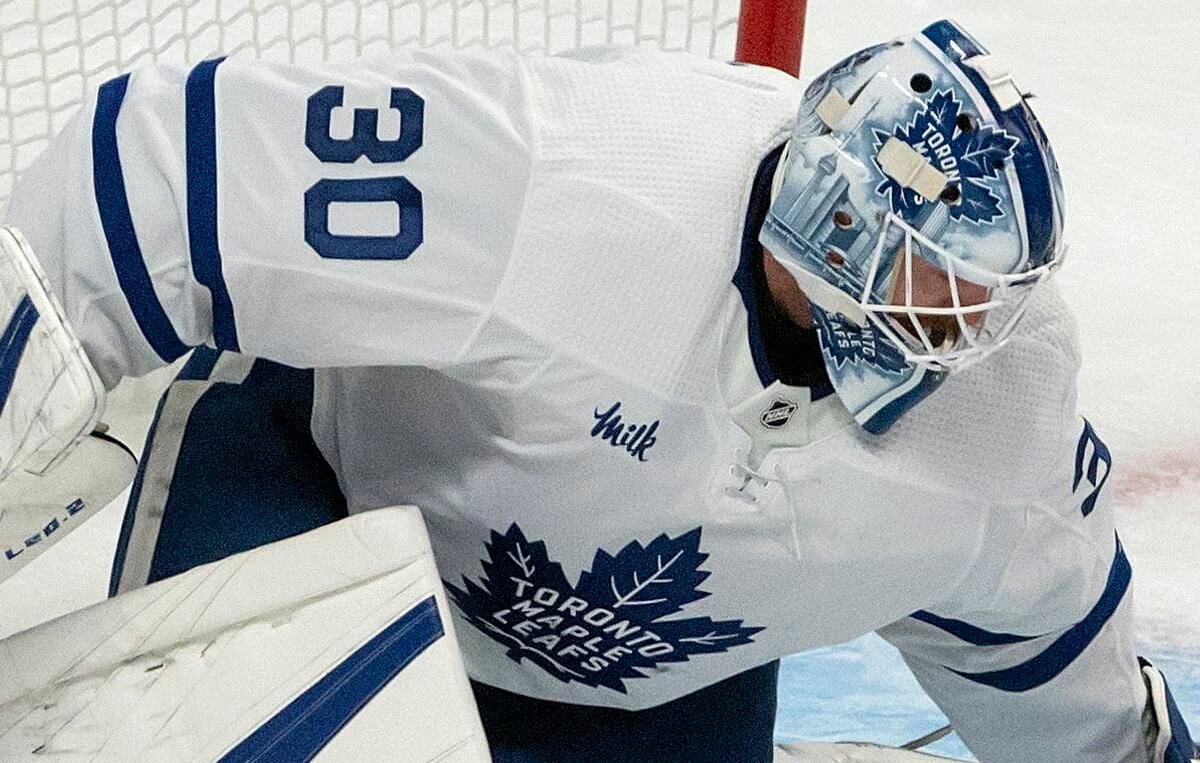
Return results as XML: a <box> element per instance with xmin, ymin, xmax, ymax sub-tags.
<box><xmin>303</xmin><ymin>86</ymin><xmax>426</xmax><ymax>261</ymax></box>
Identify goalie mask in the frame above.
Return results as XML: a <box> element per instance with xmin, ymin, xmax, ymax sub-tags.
<box><xmin>760</xmin><ymin>19</ymin><xmax>1065</xmax><ymax>434</ymax></box>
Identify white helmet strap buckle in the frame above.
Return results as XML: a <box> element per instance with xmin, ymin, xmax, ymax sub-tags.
<box><xmin>963</xmin><ymin>54</ymin><xmax>1023</xmax><ymax>110</ymax></box>
<box><xmin>877</xmin><ymin>137</ymin><xmax>949</xmax><ymax>202</ymax></box>
<box><xmin>815</xmin><ymin>89</ymin><xmax>852</xmax><ymax>130</ymax></box>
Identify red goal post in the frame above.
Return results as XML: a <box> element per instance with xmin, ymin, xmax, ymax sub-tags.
<box><xmin>737</xmin><ymin>0</ymin><xmax>807</xmax><ymax>75</ymax></box>
<box><xmin>0</xmin><ymin>0</ymin><xmax>807</xmax><ymax>204</ymax></box>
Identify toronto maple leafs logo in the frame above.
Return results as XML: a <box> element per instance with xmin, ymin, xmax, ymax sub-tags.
<box><xmin>873</xmin><ymin>90</ymin><xmax>1018</xmax><ymax>225</ymax></box>
<box><xmin>445</xmin><ymin>524</ymin><xmax>763</xmax><ymax>693</ymax></box>
<box><xmin>812</xmin><ymin>307</ymin><xmax>908</xmax><ymax>375</ymax></box>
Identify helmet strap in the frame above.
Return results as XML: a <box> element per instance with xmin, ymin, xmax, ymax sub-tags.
<box><xmin>876</xmin><ymin>137</ymin><xmax>950</xmax><ymax>202</ymax></box>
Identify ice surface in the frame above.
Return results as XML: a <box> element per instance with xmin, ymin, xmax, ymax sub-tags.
<box><xmin>0</xmin><ymin>0</ymin><xmax>1196</xmax><ymax>759</ymax></box>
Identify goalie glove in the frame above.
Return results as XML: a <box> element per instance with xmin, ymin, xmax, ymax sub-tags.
<box><xmin>0</xmin><ymin>226</ymin><xmax>105</xmax><ymax>480</ymax></box>
<box><xmin>1142</xmin><ymin>658</ymin><xmax>1200</xmax><ymax>763</ymax></box>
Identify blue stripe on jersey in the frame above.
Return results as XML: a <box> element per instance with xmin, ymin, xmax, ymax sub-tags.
<box><xmin>910</xmin><ymin>608</ymin><xmax>1038</xmax><ymax>647</ymax></box>
<box><xmin>109</xmin><ymin>348</ymin><xmax>222</xmax><ymax>597</ymax></box>
<box><xmin>219</xmin><ymin>595</ymin><xmax>445</xmax><ymax>762</ymax></box>
<box><xmin>186</xmin><ymin>58</ymin><xmax>240</xmax><ymax>353</ymax></box>
<box><xmin>108</xmin><ymin>381</ymin><xmax>171</xmax><ymax>598</ymax></box>
<box><xmin>733</xmin><ymin>144</ymin><xmax>786</xmax><ymax>388</ymax></box>
<box><xmin>950</xmin><ymin>535</ymin><xmax>1131</xmax><ymax>692</ymax></box>
<box><xmin>93</xmin><ymin>74</ymin><xmax>190</xmax><ymax>363</ymax></box>
<box><xmin>175</xmin><ymin>345</ymin><xmax>223</xmax><ymax>381</ymax></box>
<box><xmin>0</xmin><ymin>295</ymin><xmax>39</xmax><ymax>419</ymax></box>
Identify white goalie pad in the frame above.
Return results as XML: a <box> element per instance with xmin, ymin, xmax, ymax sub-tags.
<box><xmin>0</xmin><ymin>226</ymin><xmax>105</xmax><ymax>481</ymax></box>
<box><xmin>0</xmin><ymin>506</ymin><xmax>490</xmax><ymax>762</ymax></box>
<box><xmin>0</xmin><ymin>431</ymin><xmax>136</xmax><ymax>583</ymax></box>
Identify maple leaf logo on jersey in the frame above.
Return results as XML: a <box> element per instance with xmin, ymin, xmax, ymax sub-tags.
<box><xmin>444</xmin><ymin>524</ymin><xmax>763</xmax><ymax>693</ymax></box>
<box><xmin>873</xmin><ymin>90</ymin><xmax>1018</xmax><ymax>225</ymax></box>
<box><xmin>813</xmin><ymin>307</ymin><xmax>908</xmax><ymax>376</ymax></box>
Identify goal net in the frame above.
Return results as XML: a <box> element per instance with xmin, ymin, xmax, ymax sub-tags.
<box><xmin>0</xmin><ymin>0</ymin><xmax>805</xmax><ymax>206</ymax></box>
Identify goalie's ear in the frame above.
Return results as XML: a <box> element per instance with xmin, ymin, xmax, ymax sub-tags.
<box><xmin>0</xmin><ymin>226</ymin><xmax>106</xmax><ymax>481</ymax></box>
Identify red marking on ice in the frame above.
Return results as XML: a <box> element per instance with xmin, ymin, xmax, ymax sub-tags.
<box><xmin>1115</xmin><ymin>446</ymin><xmax>1200</xmax><ymax>503</ymax></box>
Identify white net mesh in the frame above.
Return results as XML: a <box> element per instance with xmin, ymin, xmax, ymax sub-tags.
<box><xmin>0</xmin><ymin>0</ymin><xmax>744</xmax><ymax>205</ymax></box>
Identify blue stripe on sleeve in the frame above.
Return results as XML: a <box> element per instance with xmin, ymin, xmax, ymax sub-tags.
<box><xmin>910</xmin><ymin>609</ymin><xmax>1039</xmax><ymax>647</ymax></box>
<box><xmin>219</xmin><ymin>595</ymin><xmax>445</xmax><ymax>762</ymax></box>
<box><xmin>186</xmin><ymin>57</ymin><xmax>240</xmax><ymax>353</ymax></box>
<box><xmin>107</xmin><ymin>381</ymin><xmax>168</xmax><ymax>598</ymax></box>
<box><xmin>93</xmin><ymin>74</ymin><xmax>190</xmax><ymax>363</ymax></box>
<box><xmin>949</xmin><ymin>535</ymin><xmax>1132</xmax><ymax>692</ymax></box>
<box><xmin>0</xmin><ymin>295</ymin><xmax>39</xmax><ymax>419</ymax></box>
<box><xmin>732</xmin><ymin>143</ymin><xmax>787</xmax><ymax>389</ymax></box>
<box><xmin>175</xmin><ymin>345</ymin><xmax>223</xmax><ymax>381</ymax></box>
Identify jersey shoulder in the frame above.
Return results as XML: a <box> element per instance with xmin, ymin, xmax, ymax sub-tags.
<box><xmin>873</xmin><ymin>283</ymin><xmax>1083</xmax><ymax>500</ymax></box>
<box><xmin>472</xmin><ymin>52</ymin><xmax>801</xmax><ymax>399</ymax></box>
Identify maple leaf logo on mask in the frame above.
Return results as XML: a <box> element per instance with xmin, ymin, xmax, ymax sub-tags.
<box><xmin>873</xmin><ymin>89</ymin><xmax>1018</xmax><ymax>225</ymax></box>
<box><xmin>444</xmin><ymin>524</ymin><xmax>763</xmax><ymax>693</ymax></box>
<box><xmin>812</xmin><ymin>307</ymin><xmax>909</xmax><ymax>376</ymax></box>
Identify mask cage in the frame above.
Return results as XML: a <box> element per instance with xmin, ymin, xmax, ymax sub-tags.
<box><xmin>858</xmin><ymin>212</ymin><xmax>1063</xmax><ymax>372</ymax></box>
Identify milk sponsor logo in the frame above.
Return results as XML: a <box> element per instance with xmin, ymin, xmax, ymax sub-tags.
<box><xmin>445</xmin><ymin>524</ymin><xmax>762</xmax><ymax>693</ymax></box>
<box><xmin>591</xmin><ymin>402</ymin><xmax>658</xmax><ymax>462</ymax></box>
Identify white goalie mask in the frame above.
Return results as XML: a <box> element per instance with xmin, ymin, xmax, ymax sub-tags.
<box><xmin>761</xmin><ymin>19</ymin><xmax>1066</xmax><ymax>433</ymax></box>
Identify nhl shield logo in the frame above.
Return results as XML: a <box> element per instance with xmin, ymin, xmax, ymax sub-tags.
<box><xmin>760</xmin><ymin>398</ymin><xmax>798</xmax><ymax>429</ymax></box>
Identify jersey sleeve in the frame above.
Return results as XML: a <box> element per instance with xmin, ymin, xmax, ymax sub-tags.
<box><xmin>3</xmin><ymin>49</ymin><xmax>536</xmax><ymax>386</ymax></box>
<box><xmin>877</xmin><ymin>478</ymin><xmax>1147</xmax><ymax>761</ymax></box>
<box><xmin>873</xmin><ymin>288</ymin><xmax>1152</xmax><ymax>760</ymax></box>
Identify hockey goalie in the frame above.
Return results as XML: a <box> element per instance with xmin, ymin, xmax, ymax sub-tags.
<box><xmin>0</xmin><ymin>18</ymin><xmax>1196</xmax><ymax>762</ymax></box>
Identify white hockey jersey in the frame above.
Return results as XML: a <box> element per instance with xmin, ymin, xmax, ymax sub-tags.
<box><xmin>4</xmin><ymin>48</ymin><xmax>1149</xmax><ymax>761</ymax></box>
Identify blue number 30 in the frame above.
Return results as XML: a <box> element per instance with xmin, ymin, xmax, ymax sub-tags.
<box><xmin>303</xmin><ymin>85</ymin><xmax>425</xmax><ymax>260</ymax></box>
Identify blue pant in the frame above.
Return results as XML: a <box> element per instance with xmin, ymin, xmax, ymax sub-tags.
<box><xmin>111</xmin><ymin>349</ymin><xmax>780</xmax><ymax>761</ymax></box>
